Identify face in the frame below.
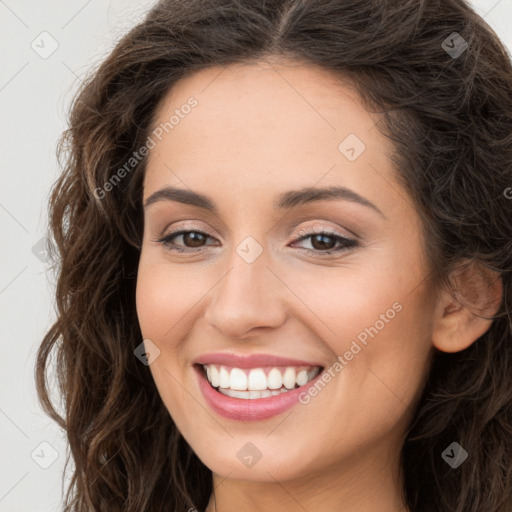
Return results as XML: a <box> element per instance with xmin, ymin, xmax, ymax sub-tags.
<box><xmin>136</xmin><ymin>58</ymin><xmax>437</xmax><ymax>483</ymax></box>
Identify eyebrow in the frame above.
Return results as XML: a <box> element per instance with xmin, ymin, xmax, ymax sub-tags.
<box><xmin>144</xmin><ymin>185</ymin><xmax>386</xmax><ymax>218</ymax></box>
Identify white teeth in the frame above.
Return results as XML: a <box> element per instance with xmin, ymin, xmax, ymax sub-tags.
<box><xmin>247</xmin><ymin>368</ymin><xmax>267</xmax><ymax>390</ymax></box>
<box><xmin>267</xmin><ymin>368</ymin><xmax>282</xmax><ymax>389</ymax></box>
<box><xmin>218</xmin><ymin>388</ymin><xmax>280</xmax><ymax>399</ymax></box>
<box><xmin>210</xmin><ymin>365</ymin><xmax>219</xmax><ymax>387</ymax></box>
<box><xmin>282</xmin><ymin>367</ymin><xmax>296</xmax><ymax>389</ymax></box>
<box><xmin>230</xmin><ymin>368</ymin><xmax>247</xmax><ymax>390</ymax></box>
<box><xmin>203</xmin><ymin>363</ymin><xmax>322</xmax><ymax>396</ymax></box>
<box><xmin>219</xmin><ymin>367</ymin><xmax>230</xmax><ymax>388</ymax></box>
<box><xmin>296</xmin><ymin>369</ymin><xmax>308</xmax><ymax>386</ymax></box>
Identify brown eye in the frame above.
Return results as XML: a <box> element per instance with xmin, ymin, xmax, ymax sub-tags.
<box><xmin>309</xmin><ymin>233</ymin><xmax>337</xmax><ymax>251</ymax></box>
<box><xmin>180</xmin><ymin>231</ymin><xmax>208</xmax><ymax>248</ymax></box>
<box><xmin>290</xmin><ymin>230</ymin><xmax>359</xmax><ymax>255</ymax></box>
<box><xmin>157</xmin><ymin>230</ymin><xmax>215</xmax><ymax>251</ymax></box>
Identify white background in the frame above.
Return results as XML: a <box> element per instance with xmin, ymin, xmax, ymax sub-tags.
<box><xmin>1</xmin><ymin>1</ymin><xmax>511</xmax><ymax>510</ymax></box>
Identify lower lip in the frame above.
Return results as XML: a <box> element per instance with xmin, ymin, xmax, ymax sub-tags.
<box><xmin>194</xmin><ymin>365</ymin><xmax>323</xmax><ymax>421</ymax></box>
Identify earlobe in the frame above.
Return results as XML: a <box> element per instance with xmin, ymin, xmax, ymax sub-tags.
<box><xmin>431</xmin><ymin>262</ymin><xmax>503</xmax><ymax>354</ymax></box>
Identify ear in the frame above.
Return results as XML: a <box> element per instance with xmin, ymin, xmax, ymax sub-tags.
<box><xmin>432</xmin><ymin>260</ymin><xmax>503</xmax><ymax>353</ymax></box>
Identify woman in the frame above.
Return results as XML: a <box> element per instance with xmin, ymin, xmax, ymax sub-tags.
<box><xmin>36</xmin><ymin>0</ymin><xmax>512</xmax><ymax>511</ymax></box>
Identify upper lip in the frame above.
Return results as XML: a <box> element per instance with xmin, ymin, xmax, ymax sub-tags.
<box><xmin>193</xmin><ymin>352</ymin><xmax>324</xmax><ymax>368</ymax></box>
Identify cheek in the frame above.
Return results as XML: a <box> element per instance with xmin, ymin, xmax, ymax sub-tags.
<box><xmin>323</xmin><ymin>281</ymin><xmax>433</xmax><ymax>420</ymax></box>
<box><xmin>135</xmin><ymin>254</ymin><xmax>198</xmax><ymax>422</ymax></box>
<box><xmin>285</xmin><ymin>260</ymin><xmax>413</xmax><ymax>355</ymax></box>
<box><xmin>135</xmin><ymin>254</ymin><xmax>198</xmax><ymax>341</ymax></box>
<box><xmin>288</xmin><ymin>255</ymin><xmax>433</xmax><ymax>410</ymax></box>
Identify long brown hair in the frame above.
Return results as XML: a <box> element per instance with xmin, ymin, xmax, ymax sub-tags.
<box><xmin>36</xmin><ymin>1</ymin><xmax>512</xmax><ymax>510</ymax></box>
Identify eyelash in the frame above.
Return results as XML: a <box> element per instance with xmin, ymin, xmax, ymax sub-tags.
<box><xmin>155</xmin><ymin>227</ymin><xmax>359</xmax><ymax>256</ymax></box>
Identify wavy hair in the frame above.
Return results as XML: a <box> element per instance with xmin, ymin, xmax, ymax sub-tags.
<box><xmin>36</xmin><ymin>0</ymin><xmax>512</xmax><ymax>510</ymax></box>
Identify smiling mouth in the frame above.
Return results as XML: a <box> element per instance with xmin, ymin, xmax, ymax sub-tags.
<box><xmin>197</xmin><ymin>363</ymin><xmax>323</xmax><ymax>399</ymax></box>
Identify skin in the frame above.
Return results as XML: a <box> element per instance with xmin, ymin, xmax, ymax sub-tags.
<box><xmin>135</xmin><ymin>57</ymin><xmax>501</xmax><ymax>512</ymax></box>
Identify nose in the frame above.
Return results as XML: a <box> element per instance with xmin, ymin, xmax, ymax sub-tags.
<box><xmin>204</xmin><ymin>252</ymin><xmax>287</xmax><ymax>339</ymax></box>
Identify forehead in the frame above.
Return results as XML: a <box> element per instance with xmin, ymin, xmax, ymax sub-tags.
<box><xmin>143</xmin><ymin>59</ymin><xmax>397</xmax><ymax>217</ymax></box>
<box><xmin>150</xmin><ymin>58</ymin><xmax>376</xmax><ymax>145</ymax></box>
